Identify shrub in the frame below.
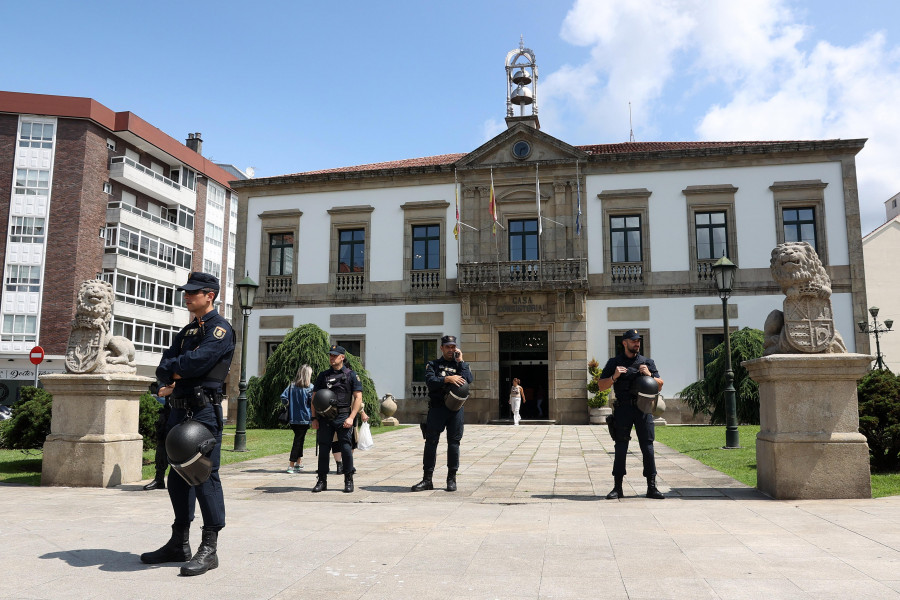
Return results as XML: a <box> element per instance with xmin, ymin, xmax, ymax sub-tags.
<box><xmin>586</xmin><ymin>358</ymin><xmax>610</xmax><ymax>408</ymax></box>
<box><xmin>138</xmin><ymin>392</ymin><xmax>164</xmax><ymax>451</ymax></box>
<box><xmin>858</xmin><ymin>369</ymin><xmax>900</xmax><ymax>472</ymax></box>
<box><xmin>0</xmin><ymin>386</ymin><xmax>53</xmax><ymax>449</ymax></box>
<box><xmin>247</xmin><ymin>323</ymin><xmax>381</xmax><ymax>428</ymax></box>
<box><xmin>677</xmin><ymin>328</ymin><xmax>764</xmax><ymax>425</ymax></box>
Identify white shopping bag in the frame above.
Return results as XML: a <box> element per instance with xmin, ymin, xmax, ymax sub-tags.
<box><xmin>358</xmin><ymin>422</ymin><xmax>374</xmax><ymax>451</ymax></box>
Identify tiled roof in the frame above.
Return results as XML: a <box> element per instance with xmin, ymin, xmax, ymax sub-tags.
<box><xmin>287</xmin><ymin>153</ymin><xmax>466</xmax><ymax>176</ymax></box>
<box><xmin>575</xmin><ymin>141</ymin><xmax>786</xmax><ymax>154</ymax></box>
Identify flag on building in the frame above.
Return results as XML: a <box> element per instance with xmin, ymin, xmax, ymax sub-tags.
<box><xmin>536</xmin><ymin>164</ymin><xmax>542</xmax><ymax>236</ymax></box>
<box><xmin>576</xmin><ymin>162</ymin><xmax>582</xmax><ymax>237</ymax></box>
<box><xmin>453</xmin><ymin>177</ymin><xmax>460</xmax><ymax>240</ymax></box>
<box><xmin>489</xmin><ymin>168</ymin><xmax>497</xmax><ymax>235</ymax></box>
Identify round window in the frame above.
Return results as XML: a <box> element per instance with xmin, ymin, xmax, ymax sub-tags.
<box><xmin>512</xmin><ymin>140</ymin><xmax>531</xmax><ymax>160</ymax></box>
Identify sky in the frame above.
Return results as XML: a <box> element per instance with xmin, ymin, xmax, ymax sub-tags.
<box><xmin>2</xmin><ymin>0</ymin><xmax>899</xmax><ymax>235</ymax></box>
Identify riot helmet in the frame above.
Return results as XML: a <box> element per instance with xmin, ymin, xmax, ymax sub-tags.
<box><xmin>313</xmin><ymin>388</ymin><xmax>338</xmax><ymax>419</ymax></box>
<box><xmin>633</xmin><ymin>375</ymin><xmax>659</xmax><ymax>398</ymax></box>
<box><xmin>166</xmin><ymin>419</ymin><xmax>217</xmax><ymax>486</ymax></box>
<box><xmin>444</xmin><ymin>380</ymin><xmax>470</xmax><ymax>411</ymax></box>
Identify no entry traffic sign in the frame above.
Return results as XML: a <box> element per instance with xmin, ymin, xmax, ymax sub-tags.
<box><xmin>29</xmin><ymin>346</ymin><xmax>44</xmax><ymax>365</ymax></box>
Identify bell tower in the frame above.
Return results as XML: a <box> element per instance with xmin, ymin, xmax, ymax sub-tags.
<box><xmin>505</xmin><ymin>36</ymin><xmax>539</xmax><ymax>130</ymax></box>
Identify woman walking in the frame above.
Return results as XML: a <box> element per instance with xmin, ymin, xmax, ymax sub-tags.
<box><xmin>281</xmin><ymin>364</ymin><xmax>313</xmax><ymax>472</ymax></box>
<box><xmin>509</xmin><ymin>377</ymin><xmax>524</xmax><ymax>426</ymax></box>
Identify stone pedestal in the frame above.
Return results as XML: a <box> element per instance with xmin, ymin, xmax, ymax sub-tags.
<box><xmin>40</xmin><ymin>373</ymin><xmax>153</xmax><ymax>487</ymax></box>
<box><xmin>381</xmin><ymin>417</ymin><xmax>399</xmax><ymax>426</ymax></box>
<box><xmin>743</xmin><ymin>354</ymin><xmax>872</xmax><ymax>499</ymax></box>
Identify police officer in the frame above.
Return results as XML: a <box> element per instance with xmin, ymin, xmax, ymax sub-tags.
<box><xmin>411</xmin><ymin>335</ymin><xmax>473</xmax><ymax>493</ymax></box>
<box><xmin>598</xmin><ymin>329</ymin><xmax>665</xmax><ymax>500</ymax></box>
<box><xmin>311</xmin><ymin>345</ymin><xmax>363</xmax><ymax>493</ymax></box>
<box><xmin>140</xmin><ymin>272</ymin><xmax>235</xmax><ymax>576</ymax></box>
<box><xmin>142</xmin><ymin>394</ymin><xmax>170</xmax><ymax>490</ymax></box>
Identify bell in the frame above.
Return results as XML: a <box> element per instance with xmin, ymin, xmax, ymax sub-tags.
<box><xmin>510</xmin><ymin>85</ymin><xmax>533</xmax><ymax>106</ymax></box>
<box><xmin>512</xmin><ymin>68</ymin><xmax>532</xmax><ymax>85</ymax></box>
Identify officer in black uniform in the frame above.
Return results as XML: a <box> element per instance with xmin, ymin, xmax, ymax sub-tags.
<box><xmin>598</xmin><ymin>329</ymin><xmax>665</xmax><ymax>500</ymax></box>
<box><xmin>143</xmin><ymin>394</ymin><xmax>170</xmax><ymax>490</ymax></box>
<box><xmin>140</xmin><ymin>272</ymin><xmax>235</xmax><ymax>576</ymax></box>
<box><xmin>411</xmin><ymin>335</ymin><xmax>473</xmax><ymax>493</ymax></box>
<box><xmin>311</xmin><ymin>345</ymin><xmax>363</xmax><ymax>493</ymax></box>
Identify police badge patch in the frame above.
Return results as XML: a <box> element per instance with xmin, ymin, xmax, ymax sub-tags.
<box><xmin>214</xmin><ymin>326</ymin><xmax>227</xmax><ymax>339</ymax></box>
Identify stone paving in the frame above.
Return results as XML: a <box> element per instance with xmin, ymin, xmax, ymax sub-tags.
<box><xmin>1</xmin><ymin>425</ymin><xmax>899</xmax><ymax>599</ymax></box>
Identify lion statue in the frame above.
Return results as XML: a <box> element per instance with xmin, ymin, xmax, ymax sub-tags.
<box><xmin>65</xmin><ymin>279</ymin><xmax>136</xmax><ymax>374</ymax></box>
<box><xmin>763</xmin><ymin>242</ymin><xmax>846</xmax><ymax>355</ymax></box>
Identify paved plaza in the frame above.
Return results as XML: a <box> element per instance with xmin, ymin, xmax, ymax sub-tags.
<box><xmin>2</xmin><ymin>424</ymin><xmax>900</xmax><ymax>599</ymax></box>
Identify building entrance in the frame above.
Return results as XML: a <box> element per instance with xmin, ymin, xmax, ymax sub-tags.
<box><xmin>498</xmin><ymin>331</ymin><xmax>548</xmax><ymax>420</ymax></box>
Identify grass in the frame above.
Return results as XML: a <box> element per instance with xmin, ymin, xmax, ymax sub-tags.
<box><xmin>0</xmin><ymin>424</ymin><xmax>408</xmax><ymax>486</ymax></box>
<box><xmin>655</xmin><ymin>424</ymin><xmax>900</xmax><ymax>499</ymax></box>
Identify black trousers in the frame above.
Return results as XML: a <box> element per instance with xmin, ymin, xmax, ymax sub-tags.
<box><xmin>317</xmin><ymin>416</ymin><xmax>353</xmax><ymax>477</ymax></box>
<box><xmin>165</xmin><ymin>404</ymin><xmax>225</xmax><ymax>531</ymax></box>
<box><xmin>423</xmin><ymin>401</ymin><xmax>464</xmax><ymax>472</ymax></box>
<box><xmin>152</xmin><ymin>403</ymin><xmax>170</xmax><ymax>479</ymax></box>
<box><xmin>289</xmin><ymin>424</ymin><xmax>310</xmax><ymax>463</ymax></box>
<box><xmin>611</xmin><ymin>400</ymin><xmax>656</xmax><ymax>478</ymax></box>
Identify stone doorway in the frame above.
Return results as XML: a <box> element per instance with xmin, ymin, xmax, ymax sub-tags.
<box><xmin>499</xmin><ymin>331</ymin><xmax>549</xmax><ymax>420</ymax></box>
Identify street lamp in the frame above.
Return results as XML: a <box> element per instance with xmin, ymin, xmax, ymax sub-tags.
<box><xmin>857</xmin><ymin>306</ymin><xmax>893</xmax><ymax>371</ymax></box>
<box><xmin>711</xmin><ymin>256</ymin><xmax>740</xmax><ymax>449</ymax></box>
<box><xmin>233</xmin><ymin>274</ymin><xmax>259</xmax><ymax>452</ymax></box>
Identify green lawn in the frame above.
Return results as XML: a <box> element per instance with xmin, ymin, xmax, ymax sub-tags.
<box><xmin>655</xmin><ymin>424</ymin><xmax>900</xmax><ymax>499</ymax></box>
<box><xmin>0</xmin><ymin>424</ymin><xmax>408</xmax><ymax>486</ymax></box>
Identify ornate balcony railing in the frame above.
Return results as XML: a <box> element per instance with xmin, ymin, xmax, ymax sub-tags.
<box><xmin>457</xmin><ymin>258</ymin><xmax>588</xmax><ymax>291</ymax></box>
<box><xmin>409</xmin><ymin>269</ymin><xmax>441</xmax><ymax>292</ymax></box>
<box><xmin>336</xmin><ymin>272</ymin><xmax>365</xmax><ymax>294</ymax></box>
<box><xmin>610</xmin><ymin>262</ymin><xmax>643</xmax><ymax>284</ymax></box>
<box><xmin>697</xmin><ymin>259</ymin><xmax>716</xmax><ymax>281</ymax></box>
<box><xmin>409</xmin><ymin>383</ymin><xmax>428</xmax><ymax>398</ymax></box>
<box><xmin>265</xmin><ymin>275</ymin><xmax>293</xmax><ymax>297</ymax></box>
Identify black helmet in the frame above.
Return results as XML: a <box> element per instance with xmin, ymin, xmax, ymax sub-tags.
<box><xmin>166</xmin><ymin>419</ymin><xmax>217</xmax><ymax>486</ymax></box>
<box><xmin>313</xmin><ymin>388</ymin><xmax>338</xmax><ymax>419</ymax></box>
<box><xmin>634</xmin><ymin>375</ymin><xmax>659</xmax><ymax>398</ymax></box>
<box><xmin>444</xmin><ymin>381</ymin><xmax>470</xmax><ymax>411</ymax></box>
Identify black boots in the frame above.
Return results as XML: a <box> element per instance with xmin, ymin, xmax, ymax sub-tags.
<box><xmin>143</xmin><ymin>477</ymin><xmax>165</xmax><ymax>491</ymax></box>
<box><xmin>446</xmin><ymin>469</ymin><xmax>457</xmax><ymax>492</ymax></box>
<box><xmin>180</xmin><ymin>528</ymin><xmax>218</xmax><ymax>576</ymax></box>
<box><xmin>140</xmin><ymin>524</ymin><xmax>191</xmax><ymax>564</ymax></box>
<box><xmin>312</xmin><ymin>476</ymin><xmax>327</xmax><ymax>493</ymax></box>
<box><xmin>344</xmin><ymin>474</ymin><xmax>354</xmax><ymax>493</ymax></box>
<box><xmin>606</xmin><ymin>476</ymin><xmax>624</xmax><ymax>500</ymax></box>
<box><xmin>646</xmin><ymin>475</ymin><xmax>665</xmax><ymax>499</ymax></box>
<box><xmin>335</xmin><ymin>461</ymin><xmax>344</xmax><ymax>475</ymax></box>
<box><xmin>411</xmin><ymin>471</ymin><xmax>434</xmax><ymax>492</ymax></box>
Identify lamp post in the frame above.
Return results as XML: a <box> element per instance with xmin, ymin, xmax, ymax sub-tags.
<box><xmin>711</xmin><ymin>256</ymin><xmax>740</xmax><ymax>449</ymax></box>
<box><xmin>857</xmin><ymin>306</ymin><xmax>893</xmax><ymax>371</ymax></box>
<box><xmin>233</xmin><ymin>275</ymin><xmax>259</xmax><ymax>452</ymax></box>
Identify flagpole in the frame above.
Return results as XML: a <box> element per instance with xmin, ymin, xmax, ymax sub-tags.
<box><xmin>536</xmin><ymin>163</ymin><xmax>543</xmax><ymax>287</ymax></box>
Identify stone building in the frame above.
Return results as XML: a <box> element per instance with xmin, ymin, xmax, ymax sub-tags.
<box><xmin>862</xmin><ymin>198</ymin><xmax>900</xmax><ymax>373</ymax></box>
<box><xmin>0</xmin><ymin>92</ymin><xmax>239</xmax><ymax>401</ymax></box>
<box><xmin>231</xmin><ymin>42</ymin><xmax>870</xmax><ymax>424</ymax></box>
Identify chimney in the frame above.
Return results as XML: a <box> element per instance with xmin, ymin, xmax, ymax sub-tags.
<box><xmin>185</xmin><ymin>132</ymin><xmax>203</xmax><ymax>155</ymax></box>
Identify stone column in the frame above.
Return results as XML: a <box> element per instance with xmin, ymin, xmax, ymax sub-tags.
<box><xmin>41</xmin><ymin>373</ymin><xmax>153</xmax><ymax>487</ymax></box>
<box><xmin>743</xmin><ymin>354</ymin><xmax>872</xmax><ymax>499</ymax></box>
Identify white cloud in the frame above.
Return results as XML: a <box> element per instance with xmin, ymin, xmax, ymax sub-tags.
<box><xmin>542</xmin><ymin>0</ymin><xmax>900</xmax><ymax>233</ymax></box>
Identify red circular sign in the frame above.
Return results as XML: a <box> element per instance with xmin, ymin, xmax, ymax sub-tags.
<box><xmin>29</xmin><ymin>346</ymin><xmax>44</xmax><ymax>365</ymax></box>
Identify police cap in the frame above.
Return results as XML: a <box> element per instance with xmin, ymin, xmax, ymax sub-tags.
<box><xmin>177</xmin><ymin>272</ymin><xmax>220</xmax><ymax>292</ymax></box>
<box><xmin>622</xmin><ymin>329</ymin><xmax>641</xmax><ymax>341</ymax></box>
<box><xmin>440</xmin><ymin>335</ymin><xmax>458</xmax><ymax>347</ymax></box>
<box><xmin>329</xmin><ymin>345</ymin><xmax>346</xmax><ymax>356</ymax></box>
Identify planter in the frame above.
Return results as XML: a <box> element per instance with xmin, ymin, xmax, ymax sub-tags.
<box><xmin>589</xmin><ymin>406</ymin><xmax>611</xmax><ymax>424</ymax></box>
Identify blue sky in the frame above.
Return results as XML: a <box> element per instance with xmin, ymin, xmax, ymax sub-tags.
<box><xmin>2</xmin><ymin>0</ymin><xmax>899</xmax><ymax>234</ymax></box>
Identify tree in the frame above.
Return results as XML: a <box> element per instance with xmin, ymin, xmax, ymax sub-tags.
<box><xmin>246</xmin><ymin>323</ymin><xmax>381</xmax><ymax>428</ymax></box>
<box><xmin>857</xmin><ymin>368</ymin><xmax>900</xmax><ymax>472</ymax></box>
<box><xmin>677</xmin><ymin>327</ymin><xmax>764</xmax><ymax>425</ymax></box>
<box><xmin>0</xmin><ymin>386</ymin><xmax>52</xmax><ymax>449</ymax></box>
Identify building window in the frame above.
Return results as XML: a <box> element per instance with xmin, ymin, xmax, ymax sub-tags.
<box><xmin>203</xmin><ymin>259</ymin><xmax>222</xmax><ymax>280</ymax></box>
<box><xmin>14</xmin><ymin>169</ymin><xmax>50</xmax><ymax>196</ymax></box>
<box><xmin>103</xmin><ymin>182</ymin><xmax>112</xmax><ymax>194</ymax></box>
<box><xmin>207</xmin><ymin>182</ymin><xmax>226</xmax><ymax>212</ymax></box>
<box><xmin>610</xmin><ymin>215</ymin><xmax>641</xmax><ymax>262</ymax></box>
<box><xmin>9</xmin><ymin>217</ymin><xmax>45</xmax><ymax>243</ymax></box>
<box><xmin>4</xmin><ymin>265</ymin><xmax>41</xmax><ymax>292</ymax></box>
<box><xmin>0</xmin><ymin>314</ymin><xmax>37</xmax><ymax>342</ymax></box>
<box><xmin>335</xmin><ymin>339</ymin><xmax>362</xmax><ymax>360</ymax></box>
<box><xmin>18</xmin><ymin>122</ymin><xmax>53</xmax><ymax>149</ymax></box>
<box><xmin>106</xmin><ymin>138</ymin><xmax>116</xmax><ymax>151</ymax></box>
<box><xmin>230</xmin><ymin>194</ymin><xmax>238</xmax><ymax>220</ymax></box>
<box><xmin>338</xmin><ymin>229</ymin><xmax>365</xmax><ymax>273</ymax></box>
<box><xmin>782</xmin><ymin>207</ymin><xmax>817</xmax><ymax>251</ymax></box>
<box><xmin>163</xmin><ymin>205</ymin><xmax>195</xmax><ymax>230</ymax></box>
<box><xmin>205</xmin><ymin>221</ymin><xmax>223</xmax><ymax>247</ymax></box>
<box><xmin>266</xmin><ymin>341</ymin><xmax>281</xmax><ymax>361</ymax></box>
<box><xmin>112</xmin><ymin>317</ymin><xmax>179</xmax><ymax>353</ymax></box>
<box><xmin>268</xmin><ymin>233</ymin><xmax>294</xmax><ymax>276</ymax></box>
<box><xmin>412</xmin><ymin>224</ymin><xmax>440</xmax><ymax>270</ymax></box>
<box><xmin>171</xmin><ymin>166</ymin><xmax>197</xmax><ymax>191</ymax></box>
<box><xmin>695</xmin><ymin>212</ymin><xmax>728</xmax><ymax>260</ymax></box>
<box><xmin>229</xmin><ymin>231</ymin><xmax>236</xmax><ymax>253</ymax></box>
<box><xmin>509</xmin><ymin>219</ymin><xmax>539</xmax><ymax>261</ymax></box>
<box><xmin>701</xmin><ymin>332</ymin><xmax>725</xmax><ymax>378</ymax></box>
<box><xmin>104</xmin><ymin>223</ymin><xmax>191</xmax><ymax>271</ymax></box>
<box><xmin>103</xmin><ymin>270</ymin><xmax>176</xmax><ymax>312</ymax></box>
<box><xmin>412</xmin><ymin>338</ymin><xmax>437</xmax><ymax>381</ymax></box>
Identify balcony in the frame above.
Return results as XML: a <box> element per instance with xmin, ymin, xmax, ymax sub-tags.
<box><xmin>696</xmin><ymin>259</ymin><xmax>716</xmax><ymax>282</ymax></box>
<box><xmin>109</xmin><ymin>156</ymin><xmax>194</xmax><ymax>208</ymax></box>
<box><xmin>610</xmin><ymin>262</ymin><xmax>643</xmax><ymax>284</ymax></box>
<box><xmin>336</xmin><ymin>272</ymin><xmax>365</xmax><ymax>294</ymax></box>
<box><xmin>264</xmin><ymin>275</ymin><xmax>293</xmax><ymax>298</ymax></box>
<box><xmin>457</xmin><ymin>258</ymin><xmax>588</xmax><ymax>291</ymax></box>
<box><xmin>409</xmin><ymin>269</ymin><xmax>441</xmax><ymax>292</ymax></box>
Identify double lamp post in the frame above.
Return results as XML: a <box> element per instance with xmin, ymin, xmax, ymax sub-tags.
<box><xmin>857</xmin><ymin>306</ymin><xmax>893</xmax><ymax>371</ymax></box>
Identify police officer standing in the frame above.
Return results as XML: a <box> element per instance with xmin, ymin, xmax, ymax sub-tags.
<box><xmin>311</xmin><ymin>345</ymin><xmax>363</xmax><ymax>493</ymax></box>
<box><xmin>140</xmin><ymin>272</ymin><xmax>235</xmax><ymax>576</ymax></box>
<box><xmin>411</xmin><ymin>335</ymin><xmax>473</xmax><ymax>493</ymax></box>
<box><xmin>598</xmin><ymin>329</ymin><xmax>665</xmax><ymax>500</ymax></box>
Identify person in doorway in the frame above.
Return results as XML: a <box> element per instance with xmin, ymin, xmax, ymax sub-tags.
<box><xmin>534</xmin><ymin>385</ymin><xmax>545</xmax><ymax>418</ymax></box>
<box><xmin>281</xmin><ymin>364</ymin><xmax>313</xmax><ymax>473</ymax></box>
<box><xmin>597</xmin><ymin>329</ymin><xmax>665</xmax><ymax>500</ymax></box>
<box><xmin>140</xmin><ymin>272</ymin><xmax>235</xmax><ymax>576</ymax></box>
<box><xmin>509</xmin><ymin>377</ymin><xmax>525</xmax><ymax>426</ymax></box>
<box><xmin>310</xmin><ymin>345</ymin><xmax>363</xmax><ymax>493</ymax></box>
<box><xmin>411</xmin><ymin>335</ymin><xmax>473</xmax><ymax>493</ymax></box>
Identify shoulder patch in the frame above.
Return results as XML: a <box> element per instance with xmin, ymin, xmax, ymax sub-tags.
<box><xmin>213</xmin><ymin>326</ymin><xmax>227</xmax><ymax>339</ymax></box>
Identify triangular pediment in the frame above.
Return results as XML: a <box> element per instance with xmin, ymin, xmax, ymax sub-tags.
<box><xmin>456</xmin><ymin>123</ymin><xmax>587</xmax><ymax>168</ymax></box>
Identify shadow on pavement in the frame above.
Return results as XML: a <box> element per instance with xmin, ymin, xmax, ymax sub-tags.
<box><xmin>40</xmin><ymin>549</ymin><xmax>148</xmax><ymax>572</ymax></box>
